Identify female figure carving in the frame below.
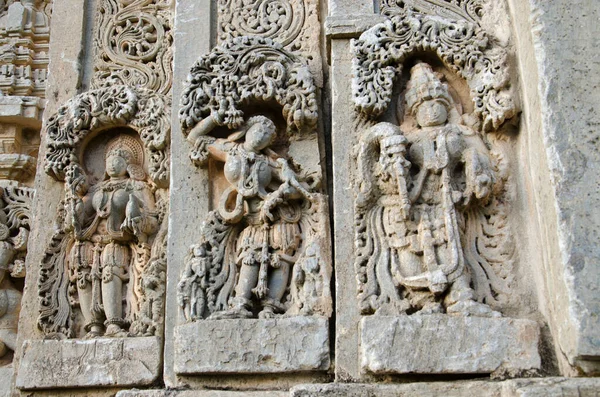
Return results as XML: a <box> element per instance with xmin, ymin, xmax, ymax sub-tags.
<box><xmin>356</xmin><ymin>62</ymin><xmax>500</xmax><ymax>316</ymax></box>
<box><xmin>178</xmin><ymin>115</ymin><xmax>321</xmax><ymax>320</ymax></box>
<box><xmin>66</xmin><ymin>135</ymin><xmax>158</xmax><ymax>337</ymax></box>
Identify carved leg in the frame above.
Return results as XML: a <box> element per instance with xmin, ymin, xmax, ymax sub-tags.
<box><xmin>445</xmin><ymin>274</ymin><xmax>500</xmax><ymax>317</ymax></box>
<box><xmin>259</xmin><ymin>260</ymin><xmax>290</xmax><ymax>319</ymax></box>
<box><xmin>101</xmin><ymin>242</ymin><xmax>130</xmax><ymax>336</ymax></box>
<box><xmin>209</xmin><ymin>264</ymin><xmax>258</xmax><ymax>319</ymax></box>
<box><xmin>71</xmin><ymin>241</ymin><xmax>104</xmax><ymax>337</ymax></box>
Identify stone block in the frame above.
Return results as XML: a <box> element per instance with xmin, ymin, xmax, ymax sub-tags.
<box><xmin>15</xmin><ymin>337</ymin><xmax>161</xmax><ymax>390</ymax></box>
<box><xmin>503</xmin><ymin>377</ymin><xmax>600</xmax><ymax>397</ymax></box>
<box><xmin>360</xmin><ymin>315</ymin><xmax>540</xmax><ymax>375</ymax></box>
<box><xmin>117</xmin><ymin>391</ymin><xmax>287</xmax><ymax>397</ymax></box>
<box><xmin>290</xmin><ymin>381</ymin><xmax>503</xmax><ymax>397</ymax></box>
<box><xmin>174</xmin><ymin>317</ymin><xmax>330</xmax><ymax>374</ymax></box>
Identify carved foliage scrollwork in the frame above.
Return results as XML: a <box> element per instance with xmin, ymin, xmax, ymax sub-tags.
<box><xmin>217</xmin><ymin>0</ymin><xmax>322</xmax><ymax>85</ymax></box>
<box><xmin>352</xmin><ymin>12</ymin><xmax>516</xmax><ymax>132</ymax></box>
<box><xmin>44</xmin><ymin>85</ymin><xmax>170</xmax><ymax>188</ymax></box>
<box><xmin>380</xmin><ymin>0</ymin><xmax>485</xmax><ymax>24</ymax></box>
<box><xmin>219</xmin><ymin>0</ymin><xmax>305</xmax><ymax>47</ymax></box>
<box><xmin>92</xmin><ymin>0</ymin><xmax>174</xmax><ymax>95</ymax></box>
<box><xmin>179</xmin><ymin>36</ymin><xmax>318</xmax><ymax>137</ymax></box>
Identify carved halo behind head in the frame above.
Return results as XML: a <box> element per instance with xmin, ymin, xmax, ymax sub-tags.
<box><xmin>104</xmin><ymin>134</ymin><xmax>146</xmax><ymax>181</ymax></box>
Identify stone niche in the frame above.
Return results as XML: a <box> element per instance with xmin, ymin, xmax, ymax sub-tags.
<box><xmin>328</xmin><ymin>0</ymin><xmax>544</xmax><ymax>381</ymax></box>
<box><xmin>17</xmin><ymin>85</ymin><xmax>171</xmax><ymax>390</ymax></box>
<box><xmin>172</xmin><ymin>35</ymin><xmax>333</xmax><ymax>381</ymax></box>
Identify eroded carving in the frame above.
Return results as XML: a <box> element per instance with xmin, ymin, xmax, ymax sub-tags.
<box><xmin>91</xmin><ymin>0</ymin><xmax>173</xmax><ymax>96</ymax></box>
<box><xmin>38</xmin><ymin>85</ymin><xmax>170</xmax><ymax>338</ymax></box>
<box><xmin>0</xmin><ymin>0</ymin><xmax>51</xmax><ymax>97</ymax></box>
<box><xmin>352</xmin><ymin>10</ymin><xmax>516</xmax><ymax>132</ymax></box>
<box><xmin>178</xmin><ymin>116</ymin><xmax>330</xmax><ymax>320</ymax></box>
<box><xmin>355</xmin><ymin>62</ymin><xmax>513</xmax><ymax>316</ymax></box>
<box><xmin>380</xmin><ymin>0</ymin><xmax>485</xmax><ymax>24</ymax></box>
<box><xmin>179</xmin><ymin>36</ymin><xmax>318</xmax><ymax>140</ymax></box>
<box><xmin>178</xmin><ymin>38</ymin><xmax>330</xmax><ymax>321</ymax></box>
<box><xmin>0</xmin><ymin>185</ymin><xmax>32</xmax><ymax>361</ymax></box>
<box><xmin>217</xmin><ymin>0</ymin><xmax>322</xmax><ymax>84</ymax></box>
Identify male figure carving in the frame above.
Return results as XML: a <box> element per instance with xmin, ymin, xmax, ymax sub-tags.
<box><xmin>356</xmin><ymin>62</ymin><xmax>500</xmax><ymax>317</ymax></box>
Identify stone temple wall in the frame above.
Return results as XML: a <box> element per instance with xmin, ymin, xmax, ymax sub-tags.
<box><xmin>0</xmin><ymin>0</ymin><xmax>597</xmax><ymax>395</ymax></box>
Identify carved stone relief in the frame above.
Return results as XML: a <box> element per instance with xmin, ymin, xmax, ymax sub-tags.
<box><xmin>37</xmin><ymin>85</ymin><xmax>170</xmax><ymax>339</ymax></box>
<box><xmin>354</xmin><ymin>62</ymin><xmax>511</xmax><ymax>317</ymax></box>
<box><xmin>0</xmin><ymin>0</ymin><xmax>51</xmax><ymax>97</ymax></box>
<box><xmin>175</xmin><ymin>36</ymin><xmax>331</xmax><ymax>374</ymax></box>
<box><xmin>179</xmin><ymin>36</ymin><xmax>329</xmax><ymax>321</ymax></box>
<box><xmin>350</xmin><ymin>5</ymin><xmax>540</xmax><ymax>375</ymax></box>
<box><xmin>217</xmin><ymin>0</ymin><xmax>323</xmax><ymax>85</ymax></box>
<box><xmin>352</xmin><ymin>7</ymin><xmax>516</xmax><ymax>132</ymax></box>
<box><xmin>0</xmin><ymin>185</ymin><xmax>32</xmax><ymax>365</ymax></box>
<box><xmin>379</xmin><ymin>0</ymin><xmax>485</xmax><ymax>24</ymax></box>
<box><xmin>91</xmin><ymin>0</ymin><xmax>174</xmax><ymax>96</ymax></box>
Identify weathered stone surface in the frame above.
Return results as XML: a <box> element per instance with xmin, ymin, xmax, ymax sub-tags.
<box><xmin>503</xmin><ymin>378</ymin><xmax>600</xmax><ymax>397</ymax></box>
<box><xmin>117</xmin><ymin>391</ymin><xmax>287</xmax><ymax>397</ymax></box>
<box><xmin>0</xmin><ymin>367</ymin><xmax>13</xmax><ymax>397</ymax></box>
<box><xmin>16</xmin><ymin>337</ymin><xmax>161</xmax><ymax>389</ymax></box>
<box><xmin>174</xmin><ymin>317</ymin><xmax>330</xmax><ymax>374</ymax></box>
<box><xmin>502</xmin><ymin>378</ymin><xmax>600</xmax><ymax>397</ymax></box>
<box><xmin>291</xmin><ymin>378</ymin><xmax>600</xmax><ymax>397</ymax></box>
<box><xmin>360</xmin><ymin>315</ymin><xmax>540</xmax><ymax>374</ymax></box>
<box><xmin>291</xmin><ymin>381</ymin><xmax>504</xmax><ymax>397</ymax></box>
<box><xmin>506</xmin><ymin>0</ymin><xmax>600</xmax><ymax>374</ymax></box>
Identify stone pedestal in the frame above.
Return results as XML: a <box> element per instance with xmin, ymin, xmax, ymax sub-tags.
<box><xmin>15</xmin><ymin>337</ymin><xmax>161</xmax><ymax>390</ymax></box>
<box><xmin>360</xmin><ymin>315</ymin><xmax>541</xmax><ymax>375</ymax></box>
<box><xmin>174</xmin><ymin>317</ymin><xmax>330</xmax><ymax>374</ymax></box>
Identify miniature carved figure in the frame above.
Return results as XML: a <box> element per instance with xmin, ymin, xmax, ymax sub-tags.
<box><xmin>355</xmin><ymin>62</ymin><xmax>503</xmax><ymax>316</ymax></box>
<box><xmin>178</xmin><ymin>115</ymin><xmax>328</xmax><ymax>320</ymax></box>
<box><xmin>65</xmin><ymin>135</ymin><xmax>158</xmax><ymax>337</ymax></box>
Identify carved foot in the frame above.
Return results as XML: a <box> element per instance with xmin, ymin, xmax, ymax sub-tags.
<box><xmin>418</xmin><ymin>302</ymin><xmax>444</xmax><ymax>315</ymax></box>
<box><xmin>258</xmin><ymin>306</ymin><xmax>277</xmax><ymax>319</ymax></box>
<box><xmin>209</xmin><ymin>306</ymin><xmax>254</xmax><ymax>320</ymax></box>
<box><xmin>104</xmin><ymin>323</ymin><xmax>128</xmax><ymax>337</ymax></box>
<box><xmin>83</xmin><ymin>330</ymin><xmax>104</xmax><ymax>340</ymax></box>
<box><xmin>447</xmin><ymin>300</ymin><xmax>501</xmax><ymax>318</ymax></box>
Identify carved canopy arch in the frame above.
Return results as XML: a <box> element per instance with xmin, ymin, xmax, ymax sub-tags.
<box><xmin>351</xmin><ymin>12</ymin><xmax>516</xmax><ymax>132</ymax></box>
<box><xmin>44</xmin><ymin>85</ymin><xmax>171</xmax><ymax>187</ymax></box>
<box><xmin>179</xmin><ymin>36</ymin><xmax>318</xmax><ymax>135</ymax></box>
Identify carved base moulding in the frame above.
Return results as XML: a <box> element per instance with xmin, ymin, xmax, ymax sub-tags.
<box><xmin>16</xmin><ymin>337</ymin><xmax>161</xmax><ymax>389</ymax></box>
<box><xmin>360</xmin><ymin>315</ymin><xmax>541</xmax><ymax>375</ymax></box>
<box><xmin>174</xmin><ymin>317</ymin><xmax>330</xmax><ymax>374</ymax></box>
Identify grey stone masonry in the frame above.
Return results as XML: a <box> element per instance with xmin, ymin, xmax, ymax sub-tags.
<box><xmin>174</xmin><ymin>317</ymin><xmax>330</xmax><ymax>374</ymax></box>
<box><xmin>360</xmin><ymin>315</ymin><xmax>541</xmax><ymax>375</ymax></box>
<box><xmin>16</xmin><ymin>337</ymin><xmax>161</xmax><ymax>389</ymax></box>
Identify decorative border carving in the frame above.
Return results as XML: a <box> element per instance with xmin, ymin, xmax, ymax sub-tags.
<box><xmin>380</xmin><ymin>0</ymin><xmax>485</xmax><ymax>24</ymax></box>
<box><xmin>91</xmin><ymin>0</ymin><xmax>174</xmax><ymax>96</ymax></box>
<box><xmin>44</xmin><ymin>85</ymin><xmax>171</xmax><ymax>188</ymax></box>
<box><xmin>179</xmin><ymin>36</ymin><xmax>318</xmax><ymax>137</ymax></box>
<box><xmin>217</xmin><ymin>0</ymin><xmax>323</xmax><ymax>85</ymax></box>
<box><xmin>351</xmin><ymin>12</ymin><xmax>516</xmax><ymax>132</ymax></box>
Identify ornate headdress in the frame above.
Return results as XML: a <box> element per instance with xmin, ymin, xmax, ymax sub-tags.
<box><xmin>104</xmin><ymin>135</ymin><xmax>146</xmax><ymax>180</ymax></box>
<box><xmin>405</xmin><ymin>62</ymin><xmax>453</xmax><ymax>114</ymax></box>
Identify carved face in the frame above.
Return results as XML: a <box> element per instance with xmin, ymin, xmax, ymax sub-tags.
<box><xmin>106</xmin><ymin>154</ymin><xmax>128</xmax><ymax>178</ymax></box>
<box><xmin>245</xmin><ymin>123</ymin><xmax>275</xmax><ymax>152</ymax></box>
<box><xmin>415</xmin><ymin>100</ymin><xmax>448</xmax><ymax>128</ymax></box>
